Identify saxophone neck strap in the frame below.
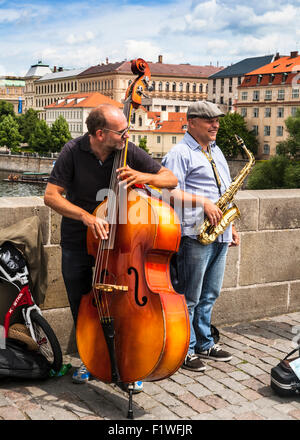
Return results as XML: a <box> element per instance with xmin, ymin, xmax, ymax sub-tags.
<box><xmin>200</xmin><ymin>145</ymin><xmax>222</xmax><ymax>196</ymax></box>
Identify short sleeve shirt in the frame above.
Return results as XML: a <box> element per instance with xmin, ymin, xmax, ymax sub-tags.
<box><xmin>162</xmin><ymin>131</ymin><xmax>232</xmax><ymax>242</ymax></box>
<box><xmin>49</xmin><ymin>133</ymin><xmax>161</xmax><ymax>250</ymax></box>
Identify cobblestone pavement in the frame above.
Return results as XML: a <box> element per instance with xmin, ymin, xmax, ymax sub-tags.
<box><xmin>1</xmin><ymin>311</ymin><xmax>300</xmax><ymax>421</ymax></box>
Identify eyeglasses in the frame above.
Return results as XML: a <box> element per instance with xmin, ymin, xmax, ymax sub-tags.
<box><xmin>102</xmin><ymin>125</ymin><xmax>131</xmax><ymax>138</ymax></box>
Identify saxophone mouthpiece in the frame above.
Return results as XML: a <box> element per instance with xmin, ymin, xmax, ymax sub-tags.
<box><xmin>234</xmin><ymin>134</ymin><xmax>244</xmax><ymax>145</ymax></box>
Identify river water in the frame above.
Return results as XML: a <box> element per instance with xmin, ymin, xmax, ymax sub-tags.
<box><xmin>0</xmin><ymin>170</ymin><xmax>46</xmax><ymax>197</ymax></box>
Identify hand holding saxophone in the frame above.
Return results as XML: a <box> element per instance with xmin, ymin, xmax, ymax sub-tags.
<box><xmin>203</xmin><ymin>198</ymin><xmax>223</xmax><ymax>227</ymax></box>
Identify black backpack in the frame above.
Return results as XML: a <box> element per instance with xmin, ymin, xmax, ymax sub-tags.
<box><xmin>0</xmin><ymin>338</ymin><xmax>51</xmax><ymax>380</ymax></box>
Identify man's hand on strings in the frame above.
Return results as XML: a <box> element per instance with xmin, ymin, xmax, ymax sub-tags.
<box><xmin>117</xmin><ymin>165</ymin><xmax>149</xmax><ymax>189</ymax></box>
<box><xmin>81</xmin><ymin>212</ymin><xmax>109</xmax><ymax>240</ymax></box>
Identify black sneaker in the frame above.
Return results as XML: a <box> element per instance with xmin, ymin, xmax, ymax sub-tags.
<box><xmin>182</xmin><ymin>354</ymin><xmax>206</xmax><ymax>372</ymax></box>
<box><xmin>196</xmin><ymin>344</ymin><xmax>232</xmax><ymax>362</ymax></box>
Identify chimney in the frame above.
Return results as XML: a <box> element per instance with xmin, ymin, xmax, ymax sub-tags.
<box><xmin>274</xmin><ymin>52</ymin><xmax>280</xmax><ymax>60</ymax></box>
<box><xmin>158</xmin><ymin>55</ymin><xmax>163</xmax><ymax>63</ymax></box>
<box><xmin>106</xmin><ymin>57</ymin><xmax>109</xmax><ymax>64</ymax></box>
<box><xmin>58</xmin><ymin>66</ymin><xmax>63</xmax><ymax>72</ymax></box>
<box><xmin>53</xmin><ymin>66</ymin><xmax>57</xmax><ymax>72</ymax></box>
<box><xmin>290</xmin><ymin>51</ymin><xmax>298</xmax><ymax>58</ymax></box>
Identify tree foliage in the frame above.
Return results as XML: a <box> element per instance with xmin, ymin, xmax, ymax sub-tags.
<box><xmin>276</xmin><ymin>107</ymin><xmax>300</xmax><ymax>159</ymax></box>
<box><xmin>247</xmin><ymin>155</ymin><xmax>300</xmax><ymax>189</ymax></box>
<box><xmin>216</xmin><ymin>112</ymin><xmax>258</xmax><ymax>158</ymax></box>
<box><xmin>0</xmin><ymin>100</ymin><xmax>15</xmax><ymax>122</ymax></box>
<box><xmin>17</xmin><ymin>108</ymin><xmax>40</xmax><ymax>143</ymax></box>
<box><xmin>0</xmin><ymin>114</ymin><xmax>23</xmax><ymax>150</ymax></box>
<box><xmin>28</xmin><ymin>119</ymin><xmax>51</xmax><ymax>152</ymax></box>
<box><xmin>49</xmin><ymin>115</ymin><xmax>71</xmax><ymax>152</ymax></box>
<box><xmin>138</xmin><ymin>136</ymin><xmax>149</xmax><ymax>153</ymax></box>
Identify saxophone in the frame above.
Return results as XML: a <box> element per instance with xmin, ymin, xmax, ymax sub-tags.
<box><xmin>197</xmin><ymin>135</ymin><xmax>255</xmax><ymax>245</ymax></box>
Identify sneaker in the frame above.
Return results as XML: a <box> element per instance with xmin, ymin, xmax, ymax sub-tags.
<box><xmin>182</xmin><ymin>353</ymin><xmax>206</xmax><ymax>372</ymax></box>
<box><xmin>196</xmin><ymin>344</ymin><xmax>232</xmax><ymax>362</ymax></box>
<box><xmin>72</xmin><ymin>363</ymin><xmax>91</xmax><ymax>383</ymax></box>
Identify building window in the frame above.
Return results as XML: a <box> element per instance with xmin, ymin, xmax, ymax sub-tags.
<box><xmin>252</xmin><ymin>125</ymin><xmax>259</xmax><ymax>135</ymax></box>
<box><xmin>241</xmin><ymin>107</ymin><xmax>247</xmax><ymax>117</ymax></box>
<box><xmin>253</xmin><ymin>90</ymin><xmax>260</xmax><ymax>101</ymax></box>
<box><xmin>264</xmin><ymin>126</ymin><xmax>271</xmax><ymax>136</ymax></box>
<box><xmin>138</xmin><ymin>116</ymin><xmax>142</xmax><ymax>127</ymax></box>
<box><xmin>291</xmin><ymin>107</ymin><xmax>298</xmax><ymax>116</ymax></box>
<box><xmin>175</xmin><ymin>106</ymin><xmax>180</xmax><ymax>112</ymax></box>
<box><xmin>277</xmin><ymin>89</ymin><xmax>285</xmax><ymax>100</ymax></box>
<box><xmin>265</xmin><ymin>108</ymin><xmax>271</xmax><ymax>117</ymax></box>
<box><xmin>192</xmin><ymin>83</ymin><xmax>196</xmax><ymax>93</ymax></box>
<box><xmin>253</xmin><ymin>108</ymin><xmax>259</xmax><ymax>117</ymax></box>
<box><xmin>132</xmin><ymin>135</ymin><xmax>135</xmax><ymax>142</ymax></box>
<box><xmin>220</xmin><ymin>96</ymin><xmax>224</xmax><ymax>104</ymax></box>
<box><xmin>172</xmin><ymin>136</ymin><xmax>177</xmax><ymax>144</ymax></box>
<box><xmin>276</xmin><ymin>126</ymin><xmax>284</xmax><ymax>136</ymax></box>
<box><xmin>199</xmin><ymin>83</ymin><xmax>203</xmax><ymax>93</ymax></box>
<box><xmin>159</xmin><ymin>82</ymin><xmax>162</xmax><ymax>91</ymax></box>
<box><xmin>179</xmin><ymin>82</ymin><xmax>183</xmax><ymax>92</ymax></box>
<box><xmin>157</xmin><ymin>136</ymin><xmax>161</xmax><ymax>144</ymax></box>
<box><xmin>151</xmin><ymin>81</ymin><xmax>155</xmax><ymax>91</ymax></box>
<box><xmin>292</xmin><ymin>88</ymin><xmax>299</xmax><ymax>98</ymax></box>
<box><xmin>172</xmin><ymin>82</ymin><xmax>176</xmax><ymax>92</ymax></box>
<box><xmin>265</xmin><ymin>90</ymin><xmax>272</xmax><ymax>100</ymax></box>
<box><xmin>277</xmin><ymin>107</ymin><xmax>284</xmax><ymax>117</ymax></box>
<box><xmin>186</xmin><ymin>83</ymin><xmax>190</xmax><ymax>93</ymax></box>
<box><xmin>263</xmin><ymin>144</ymin><xmax>270</xmax><ymax>155</ymax></box>
<box><xmin>165</xmin><ymin>82</ymin><xmax>169</xmax><ymax>92</ymax></box>
<box><xmin>241</xmin><ymin>91</ymin><xmax>248</xmax><ymax>101</ymax></box>
<box><xmin>238</xmin><ymin>76</ymin><xmax>242</xmax><ymax>85</ymax></box>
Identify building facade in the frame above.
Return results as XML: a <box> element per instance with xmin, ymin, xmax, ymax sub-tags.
<box><xmin>45</xmin><ymin>92</ymin><xmax>122</xmax><ymax>138</ymax></box>
<box><xmin>236</xmin><ymin>51</ymin><xmax>300</xmax><ymax>157</ymax></box>
<box><xmin>208</xmin><ymin>55</ymin><xmax>274</xmax><ymax>113</ymax></box>
<box><xmin>129</xmin><ymin>107</ymin><xmax>187</xmax><ymax>157</ymax></box>
<box><xmin>77</xmin><ymin>55</ymin><xmax>222</xmax><ymax>103</ymax></box>
<box><xmin>0</xmin><ymin>77</ymin><xmax>25</xmax><ymax>114</ymax></box>
<box><xmin>24</xmin><ymin>61</ymin><xmax>52</xmax><ymax>112</ymax></box>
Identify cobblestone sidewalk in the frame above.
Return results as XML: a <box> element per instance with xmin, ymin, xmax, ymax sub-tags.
<box><xmin>1</xmin><ymin>311</ymin><xmax>300</xmax><ymax>421</ymax></box>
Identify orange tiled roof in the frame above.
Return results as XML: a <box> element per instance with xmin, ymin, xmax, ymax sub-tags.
<box><xmin>45</xmin><ymin>92</ymin><xmax>123</xmax><ymax>109</ymax></box>
<box><xmin>246</xmin><ymin>53</ymin><xmax>300</xmax><ymax>75</ymax></box>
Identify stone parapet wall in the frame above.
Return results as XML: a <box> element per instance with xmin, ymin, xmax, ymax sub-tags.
<box><xmin>0</xmin><ymin>189</ymin><xmax>299</xmax><ymax>353</ymax></box>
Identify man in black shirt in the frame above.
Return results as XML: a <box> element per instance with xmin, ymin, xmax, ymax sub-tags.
<box><xmin>44</xmin><ymin>104</ymin><xmax>177</xmax><ymax>385</ymax></box>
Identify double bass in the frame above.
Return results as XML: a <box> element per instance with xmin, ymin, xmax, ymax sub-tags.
<box><xmin>76</xmin><ymin>58</ymin><xmax>190</xmax><ymax>417</ymax></box>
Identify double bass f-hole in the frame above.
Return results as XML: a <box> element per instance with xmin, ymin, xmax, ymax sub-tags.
<box><xmin>128</xmin><ymin>266</ymin><xmax>147</xmax><ymax>307</ymax></box>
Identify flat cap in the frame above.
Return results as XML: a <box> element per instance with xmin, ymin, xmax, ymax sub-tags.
<box><xmin>187</xmin><ymin>101</ymin><xmax>225</xmax><ymax>119</ymax></box>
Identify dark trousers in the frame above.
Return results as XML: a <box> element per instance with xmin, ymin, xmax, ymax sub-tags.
<box><xmin>61</xmin><ymin>247</ymin><xmax>95</xmax><ymax>325</ymax></box>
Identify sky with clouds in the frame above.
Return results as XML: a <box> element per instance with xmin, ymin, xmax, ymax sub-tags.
<box><xmin>0</xmin><ymin>0</ymin><xmax>299</xmax><ymax>76</ymax></box>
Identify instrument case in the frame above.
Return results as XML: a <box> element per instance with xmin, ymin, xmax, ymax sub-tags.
<box><xmin>271</xmin><ymin>346</ymin><xmax>300</xmax><ymax>396</ymax></box>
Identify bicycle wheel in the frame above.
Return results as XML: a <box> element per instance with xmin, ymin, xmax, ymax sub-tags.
<box><xmin>29</xmin><ymin>309</ymin><xmax>63</xmax><ymax>372</ymax></box>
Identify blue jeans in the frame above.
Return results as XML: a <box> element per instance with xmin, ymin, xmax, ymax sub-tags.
<box><xmin>176</xmin><ymin>236</ymin><xmax>229</xmax><ymax>353</ymax></box>
<box><xmin>61</xmin><ymin>247</ymin><xmax>95</xmax><ymax>325</ymax></box>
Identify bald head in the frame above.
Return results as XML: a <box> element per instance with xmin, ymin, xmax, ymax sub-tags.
<box><xmin>86</xmin><ymin>104</ymin><xmax>126</xmax><ymax>135</ymax></box>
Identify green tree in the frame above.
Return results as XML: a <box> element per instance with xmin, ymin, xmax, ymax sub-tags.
<box><xmin>28</xmin><ymin>119</ymin><xmax>51</xmax><ymax>153</ymax></box>
<box><xmin>138</xmin><ymin>136</ymin><xmax>149</xmax><ymax>153</ymax></box>
<box><xmin>247</xmin><ymin>156</ymin><xmax>291</xmax><ymax>189</ymax></box>
<box><xmin>50</xmin><ymin>115</ymin><xmax>71</xmax><ymax>152</ymax></box>
<box><xmin>17</xmin><ymin>108</ymin><xmax>40</xmax><ymax>143</ymax></box>
<box><xmin>217</xmin><ymin>112</ymin><xmax>258</xmax><ymax>158</ymax></box>
<box><xmin>0</xmin><ymin>114</ymin><xmax>23</xmax><ymax>150</ymax></box>
<box><xmin>0</xmin><ymin>100</ymin><xmax>15</xmax><ymax>122</ymax></box>
<box><xmin>276</xmin><ymin>108</ymin><xmax>300</xmax><ymax>159</ymax></box>
<box><xmin>283</xmin><ymin>162</ymin><xmax>300</xmax><ymax>188</ymax></box>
